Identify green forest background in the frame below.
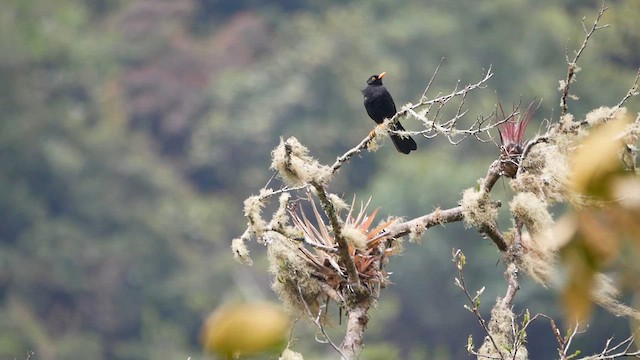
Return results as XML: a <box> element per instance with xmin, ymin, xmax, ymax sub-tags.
<box><xmin>1</xmin><ymin>0</ymin><xmax>639</xmax><ymax>359</ymax></box>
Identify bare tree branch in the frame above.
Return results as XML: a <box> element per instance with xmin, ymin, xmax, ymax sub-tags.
<box><xmin>560</xmin><ymin>1</ymin><xmax>610</xmax><ymax>116</ymax></box>
<box><xmin>578</xmin><ymin>332</ymin><xmax>640</xmax><ymax>359</ymax></box>
<box><xmin>421</xmin><ymin>57</ymin><xmax>446</xmax><ymax>100</ymax></box>
<box><xmin>477</xmin><ymin>220</ymin><xmax>508</xmax><ymax>252</ymax></box>
<box><xmin>368</xmin><ymin>206</ymin><xmax>463</xmax><ymax>244</ymax></box>
<box><xmin>340</xmin><ymin>300</ymin><xmax>372</xmax><ymax>359</ymax></box>
<box><xmin>501</xmin><ymin>263</ymin><xmax>519</xmax><ymax>309</ymax></box>
<box><xmin>615</xmin><ymin>68</ymin><xmax>640</xmax><ymax>109</ymax></box>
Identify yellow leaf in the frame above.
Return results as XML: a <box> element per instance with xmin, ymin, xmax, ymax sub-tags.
<box><xmin>201</xmin><ymin>302</ymin><xmax>290</xmax><ymax>357</ymax></box>
<box><xmin>577</xmin><ymin>211</ymin><xmax>620</xmax><ymax>264</ymax></box>
<box><xmin>570</xmin><ymin>115</ymin><xmax>631</xmax><ymax>198</ymax></box>
<box><xmin>561</xmin><ymin>241</ymin><xmax>598</xmax><ymax>322</ymax></box>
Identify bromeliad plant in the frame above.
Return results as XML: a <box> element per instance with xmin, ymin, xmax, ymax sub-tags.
<box><xmin>232</xmin><ymin>136</ymin><xmax>412</xmax><ymax>358</ymax></box>
<box><xmin>272</xmin><ymin>193</ymin><xmax>400</xmax><ymax>319</ymax></box>
<box><xmin>497</xmin><ymin>100</ymin><xmax>541</xmax><ymax>177</ymax></box>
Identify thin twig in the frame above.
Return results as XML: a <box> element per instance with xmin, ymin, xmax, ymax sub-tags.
<box><xmin>331</xmin><ymin>132</ymin><xmax>376</xmax><ymax>173</ymax></box>
<box><xmin>453</xmin><ymin>249</ymin><xmax>505</xmax><ymax>360</ymax></box>
<box><xmin>560</xmin><ymin>1</ymin><xmax>609</xmax><ymax>116</ymax></box>
<box><xmin>615</xmin><ymin>68</ymin><xmax>640</xmax><ymax>109</ymax></box>
<box><xmin>422</xmin><ymin>57</ymin><xmax>446</xmax><ymax>100</ymax></box>
<box><xmin>297</xmin><ymin>284</ymin><xmax>347</xmax><ymax>359</ymax></box>
<box><xmin>577</xmin><ymin>331</ymin><xmax>640</xmax><ymax>359</ymax></box>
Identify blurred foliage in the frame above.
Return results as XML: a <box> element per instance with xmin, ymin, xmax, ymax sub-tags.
<box><xmin>557</xmin><ymin>113</ymin><xmax>640</xmax><ymax>322</ymax></box>
<box><xmin>0</xmin><ymin>0</ymin><xmax>638</xmax><ymax>358</ymax></box>
<box><xmin>201</xmin><ymin>301</ymin><xmax>290</xmax><ymax>358</ymax></box>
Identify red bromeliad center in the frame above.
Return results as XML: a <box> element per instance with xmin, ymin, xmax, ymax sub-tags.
<box><xmin>496</xmin><ymin>100</ymin><xmax>541</xmax><ymax>177</ymax></box>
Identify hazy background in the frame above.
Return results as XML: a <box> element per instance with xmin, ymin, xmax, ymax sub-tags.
<box><xmin>1</xmin><ymin>0</ymin><xmax>638</xmax><ymax>358</ymax></box>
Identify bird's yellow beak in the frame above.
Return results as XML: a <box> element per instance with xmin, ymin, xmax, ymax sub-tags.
<box><xmin>378</xmin><ymin>72</ymin><xmax>386</xmax><ymax>79</ymax></box>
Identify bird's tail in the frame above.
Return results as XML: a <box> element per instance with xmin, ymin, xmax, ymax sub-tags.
<box><xmin>390</xmin><ymin>122</ymin><xmax>417</xmax><ymax>154</ymax></box>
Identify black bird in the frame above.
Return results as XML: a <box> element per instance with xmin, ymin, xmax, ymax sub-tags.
<box><xmin>362</xmin><ymin>72</ymin><xmax>417</xmax><ymax>154</ymax></box>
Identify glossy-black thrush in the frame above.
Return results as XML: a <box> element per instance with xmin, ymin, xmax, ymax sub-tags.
<box><xmin>362</xmin><ymin>72</ymin><xmax>417</xmax><ymax>154</ymax></box>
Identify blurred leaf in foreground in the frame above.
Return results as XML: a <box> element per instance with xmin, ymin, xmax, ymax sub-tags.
<box><xmin>201</xmin><ymin>301</ymin><xmax>291</xmax><ymax>358</ymax></box>
<box><xmin>556</xmin><ymin>112</ymin><xmax>640</xmax><ymax>321</ymax></box>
